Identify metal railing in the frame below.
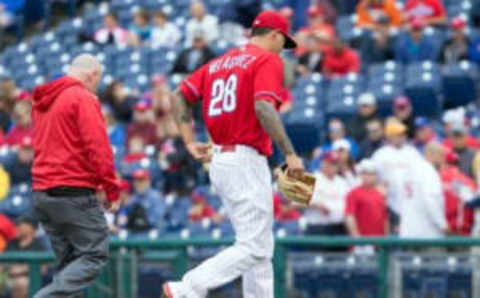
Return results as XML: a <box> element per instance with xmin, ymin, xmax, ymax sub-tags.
<box><xmin>3</xmin><ymin>236</ymin><xmax>480</xmax><ymax>298</ymax></box>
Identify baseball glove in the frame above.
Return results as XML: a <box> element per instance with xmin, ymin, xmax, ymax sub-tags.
<box><xmin>275</xmin><ymin>165</ymin><xmax>316</xmax><ymax>206</ymax></box>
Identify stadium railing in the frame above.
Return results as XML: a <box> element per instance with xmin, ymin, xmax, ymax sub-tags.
<box><xmin>3</xmin><ymin>236</ymin><xmax>480</xmax><ymax>298</ymax></box>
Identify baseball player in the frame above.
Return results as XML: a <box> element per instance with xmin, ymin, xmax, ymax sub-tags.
<box><xmin>162</xmin><ymin>10</ymin><xmax>303</xmax><ymax>298</ymax></box>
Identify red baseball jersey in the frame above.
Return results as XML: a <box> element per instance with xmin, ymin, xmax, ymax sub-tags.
<box><xmin>179</xmin><ymin>44</ymin><xmax>284</xmax><ymax>156</ymax></box>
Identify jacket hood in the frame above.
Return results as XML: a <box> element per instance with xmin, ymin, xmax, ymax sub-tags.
<box><xmin>33</xmin><ymin>76</ymin><xmax>84</xmax><ymax>111</ymax></box>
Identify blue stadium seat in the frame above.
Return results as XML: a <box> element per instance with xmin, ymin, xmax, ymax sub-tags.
<box><xmin>442</xmin><ymin>61</ymin><xmax>478</xmax><ymax>109</ymax></box>
<box><xmin>405</xmin><ymin>62</ymin><xmax>442</xmax><ymax>117</ymax></box>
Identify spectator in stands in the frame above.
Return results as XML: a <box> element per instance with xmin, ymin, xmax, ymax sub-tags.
<box><xmin>158</xmin><ymin>137</ymin><xmax>197</xmax><ymax>195</ymax></box>
<box><xmin>372</xmin><ymin>118</ymin><xmax>423</xmax><ymax>230</ymax></box>
<box><xmin>442</xmin><ymin>109</ymin><xmax>480</xmax><ymax>150</ymax></box>
<box><xmin>439</xmin><ymin>17</ymin><xmax>470</xmax><ymax>64</ymax></box>
<box><xmin>118</xmin><ymin>169</ymin><xmax>166</xmax><ymax>232</ymax></box>
<box><xmin>127</xmin><ymin>10</ymin><xmax>152</xmax><ymax>47</ymax></box>
<box><xmin>126</xmin><ymin>101</ymin><xmax>157</xmax><ymax>147</ymax></box>
<box><xmin>0</xmin><ymin>213</ymin><xmax>16</xmax><ymax>252</ymax></box>
<box><xmin>430</xmin><ymin>145</ymin><xmax>475</xmax><ymax>235</ymax></box>
<box><xmin>447</xmin><ymin>123</ymin><xmax>479</xmax><ymax>180</ymax></box>
<box><xmin>349</xmin><ymin>93</ymin><xmax>381</xmax><ymax>142</ymax></box>
<box><xmin>295</xmin><ymin>5</ymin><xmax>335</xmax><ymax>56</ymax></box>
<box><xmin>5</xmin><ymin>100</ymin><xmax>32</xmax><ymax>146</ymax></box>
<box><xmin>151</xmin><ymin>11</ymin><xmax>182</xmax><ymax>48</ymax></box>
<box><xmin>189</xmin><ymin>191</ymin><xmax>223</xmax><ymax>223</ymax></box>
<box><xmin>404</xmin><ymin>0</ymin><xmax>447</xmax><ymax>27</ymax></box>
<box><xmin>322</xmin><ymin>118</ymin><xmax>359</xmax><ymax>159</ymax></box>
<box><xmin>400</xmin><ymin>142</ymin><xmax>447</xmax><ymax>238</ymax></box>
<box><xmin>0</xmin><ymin>79</ymin><xmax>12</xmax><ymax>133</ymax></box>
<box><xmin>273</xmin><ymin>193</ymin><xmax>301</xmax><ymax>222</ymax></box>
<box><xmin>185</xmin><ymin>1</ymin><xmax>219</xmax><ymax>47</ymax></box>
<box><xmin>304</xmin><ymin>152</ymin><xmax>350</xmax><ymax>236</ymax></box>
<box><xmin>296</xmin><ymin>34</ymin><xmax>324</xmax><ymax>76</ymax></box>
<box><xmin>102</xmin><ymin>105</ymin><xmax>126</xmax><ymax>148</ymax></box>
<box><xmin>333</xmin><ymin>139</ymin><xmax>359</xmax><ymax>187</ymax></box>
<box><xmin>358</xmin><ymin>119</ymin><xmax>384</xmax><ymax>160</ymax></box>
<box><xmin>393</xmin><ymin>96</ymin><xmax>415</xmax><ymax>139</ymax></box>
<box><xmin>7</xmin><ymin>217</ymin><xmax>47</xmax><ymax>298</ymax></box>
<box><xmin>147</xmin><ymin>75</ymin><xmax>178</xmax><ymax>141</ymax></box>
<box><xmin>94</xmin><ymin>12</ymin><xmax>128</xmax><ymax>46</ymax></box>
<box><xmin>356</xmin><ymin>0</ymin><xmax>403</xmax><ymax>29</ymax></box>
<box><xmin>0</xmin><ymin>0</ymin><xmax>24</xmax><ymax>29</ymax></box>
<box><xmin>395</xmin><ymin>18</ymin><xmax>438</xmax><ymax>64</ymax></box>
<box><xmin>102</xmin><ymin>80</ymin><xmax>138</xmax><ymax>123</ymax></box>
<box><xmin>171</xmin><ymin>31</ymin><xmax>215</xmax><ymax>75</ymax></box>
<box><xmin>359</xmin><ymin>16</ymin><xmax>396</xmax><ymax>64</ymax></box>
<box><xmin>413</xmin><ymin>117</ymin><xmax>438</xmax><ymax>151</ymax></box>
<box><xmin>345</xmin><ymin>159</ymin><xmax>388</xmax><ymax>237</ymax></box>
<box><xmin>123</xmin><ymin>135</ymin><xmax>147</xmax><ymax>163</ymax></box>
<box><xmin>2</xmin><ymin>137</ymin><xmax>32</xmax><ymax>185</ymax></box>
<box><xmin>323</xmin><ymin>38</ymin><xmax>361</xmax><ymax>77</ymax></box>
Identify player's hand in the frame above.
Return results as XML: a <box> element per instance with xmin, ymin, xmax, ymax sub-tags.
<box><xmin>286</xmin><ymin>154</ymin><xmax>304</xmax><ymax>177</ymax></box>
<box><xmin>187</xmin><ymin>142</ymin><xmax>212</xmax><ymax>162</ymax></box>
<box><xmin>103</xmin><ymin>200</ymin><xmax>121</xmax><ymax>213</ymax></box>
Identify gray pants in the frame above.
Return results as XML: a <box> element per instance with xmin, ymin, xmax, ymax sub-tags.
<box><xmin>33</xmin><ymin>192</ymin><xmax>109</xmax><ymax>298</ymax></box>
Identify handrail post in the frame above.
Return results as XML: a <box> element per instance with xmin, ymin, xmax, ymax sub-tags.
<box><xmin>28</xmin><ymin>262</ymin><xmax>42</xmax><ymax>298</ymax></box>
<box><xmin>174</xmin><ymin>247</ymin><xmax>188</xmax><ymax>279</ymax></box>
<box><xmin>378</xmin><ymin>245</ymin><xmax>390</xmax><ymax>298</ymax></box>
<box><xmin>273</xmin><ymin>243</ymin><xmax>287</xmax><ymax>298</ymax></box>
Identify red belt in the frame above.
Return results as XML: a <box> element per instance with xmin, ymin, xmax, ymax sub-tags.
<box><xmin>219</xmin><ymin>145</ymin><xmax>236</xmax><ymax>152</ymax></box>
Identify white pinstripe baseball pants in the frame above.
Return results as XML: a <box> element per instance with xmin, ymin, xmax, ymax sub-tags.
<box><xmin>170</xmin><ymin>145</ymin><xmax>274</xmax><ymax>298</ymax></box>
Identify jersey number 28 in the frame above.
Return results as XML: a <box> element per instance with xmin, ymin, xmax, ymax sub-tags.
<box><xmin>208</xmin><ymin>74</ymin><xmax>238</xmax><ymax>117</ymax></box>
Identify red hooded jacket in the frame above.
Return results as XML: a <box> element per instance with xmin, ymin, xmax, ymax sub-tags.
<box><xmin>32</xmin><ymin>76</ymin><xmax>119</xmax><ymax>202</ymax></box>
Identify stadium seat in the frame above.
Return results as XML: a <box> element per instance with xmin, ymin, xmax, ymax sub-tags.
<box><xmin>442</xmin><ymin>61</ymin><xmax>478</xmax><ymax>109</ymax></box>
<box><xmin>405</xmin><ymin>62</ymin><xmax>442</xmax><ymax>116</ymax></box>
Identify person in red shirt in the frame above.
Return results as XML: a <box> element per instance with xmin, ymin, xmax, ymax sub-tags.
<box><xmin>345</xmin><ymin>159</ymin><xmax>388</xmax><ymax>237</ymax></box>
<box><xmin>295</xmin><ymin>5</ymin><xmax>336</xmax><ymax>56</ymax></box>
<box><xmin>188</xmin><ymin>191</ymin><xmax>224</xmax><ymax>223</ymax></box>
<box><xmin>31</xmin><ymin>54</ymin><xmax>121</xmax><ymax>298</ymax></box>
<box><xmin>126</xmin><ymin>100</ymin><xmax>158</xmax><ymax>146</ymax></box>
<box><xmin>404</xmin><ymin>0</ymin><xmax>447</xmax><ymax>26</ymax></box>
<box><xmin>323</xmin><ymin>38</ymin><xmax>361</xmax><ymax>77</ymax></box>
<box><xmin>5</xmin><ymin>101</ymin><xmax>33</xmax><ymax>147</ymax></box>
<box><xmin>428</xmin><ymin>144</ymin><xmax>475</xmax><ymax>235</ymax></box>
<box><xmin>162</xmin><ymin>10</ymin><xmax>304</xmax><ymax>298</ymax></box>
<box><xmin>273</xmin><ymin>193</ymin><xmax>301</xmax><ymax>222</ymax></box>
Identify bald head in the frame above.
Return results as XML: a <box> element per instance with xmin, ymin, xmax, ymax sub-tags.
<box><xmin>67</xmin><ymin>54</ymin><xmax>103</xmax><ymax>93</ymax></box>
<box><xmin>425</xmin><ymin>141</ymin><xmax>446</xmax><ymax>168</ymax></box>
<box><xmin>191</xmin><ymin>1</ymin><xmax>206</xmax><ymax>19</ymax></box>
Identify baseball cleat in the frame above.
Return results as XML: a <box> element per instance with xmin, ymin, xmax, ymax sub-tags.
<box><xmin>161</xmin><ymin>282</ymin><xmax>173</xmax><ymax>298</ymax></box>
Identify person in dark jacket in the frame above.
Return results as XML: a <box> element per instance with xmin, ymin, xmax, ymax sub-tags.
<box><xmin>2</xmin><ymin>136</ymin><xmax>33</xmax><ymax>185</ymax></box>
<box><xmin>358</xmin><ymin>119</ymin><xmax>384</xmax><ymax>160</ymax></box>
<box><xmin>101</xmin><ymin>80</ymin><xmax>138</xmax><ymax>123</ymax></box>
<box><xmin>349</xmin><ymin>93</ymin><xmax>382</xmax><ymax>142</ymax></box>
<box><xmin>395</xmin><ymin>18</ymin><xmax>438</xmax><ymax>64</ymax></box>
<box><xmin>393</xmin><ymin>96</ymin><xmax>415</xmax><ymax>139</ymax></box>
<box><xmin>448</xmin><ymin>123</ymin><xmax>478</xmax><ymax>180</ymax></box>
<box><xmin>360</xmin><ymin>16</ymin><xmax>396</xmax><ymax>64</ymax></box>
<box><xmin>440</xmin><ymin>17</ymin><xmax>470</xmax><ymax>64</ymax></box>
<box><xmin>171</xmin><ymin>32</ymin><xmax>215</xmax><ymax>74</ymax></box>
<box><xmin>31</xmin><ymin>54</ymin><xmax>121</xmax><ymax>298</ymax></box>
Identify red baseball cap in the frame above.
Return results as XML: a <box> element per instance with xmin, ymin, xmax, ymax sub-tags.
<box><xmin>252</xmin><ymin>10</ymin><xmax>297</xmax><ymax>49</ymax></box>
<box><xmin>19</xmin><ymin>136</ymin><xmax>32</xmax><ymax>148</ymax></box>
<box><xmin>134</xmin><ymin>101</ymin><xmax>151</xmax><ymax>112</ymax></box>
<box><xmin>307</xmin><ymin>5</ymin><xmax>325</xmax><ymax>18</ymax></box>
<box><xmin>322</xmin><ymin>151</ymin><xmax>339</xmax><ymax>164</ymax></box>
<box><xmin>450</xmin><ymin>17</ymin><xmax>466</xmax><ymax>30</ymax></box>
<box><xmin>410</xmin><ymin>17</ymin><xmax>425</xmax><ymax>30</ymax></box>
<box><xmin>132</xmin><ymin>169</ymin><xmax>151</xmax><ymax>180</ymax></box>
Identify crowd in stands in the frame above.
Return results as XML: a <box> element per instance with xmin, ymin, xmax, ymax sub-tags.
<box><xmin>0</xmin><ymin>0</ymin><xmax>480</xmax><ymax>294</ymax></box>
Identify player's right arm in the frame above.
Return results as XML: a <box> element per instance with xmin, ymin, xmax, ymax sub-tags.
<box><xmin>172</xmin><ymin>66</ymin><xmax>211</xmax><ymax>162</ymax></box>
<box><xmin>253</xmin><ymin>54</ymin><xmax>303</xmax><ymax>171</ymax></box>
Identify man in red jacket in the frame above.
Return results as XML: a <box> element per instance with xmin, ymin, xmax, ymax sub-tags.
<box><xmin>31</xmin><ymin>54</ymin><xmax>120</xmax><ymax>298</ymax></box>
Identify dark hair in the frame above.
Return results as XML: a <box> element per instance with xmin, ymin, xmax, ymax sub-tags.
<box><xmin>136</xmin><ymin>10</ymin><xmax>150</xmax><ymax>22</ymax></box>
<box><xmin>105</xmin><ymin>12</ymin><xmax>118</xmax><ymax>21</ymax></box>
<box><xmin>251</xmin><ymin>27</ymin><xmax>274</xmax><ymax>37</ymax></box>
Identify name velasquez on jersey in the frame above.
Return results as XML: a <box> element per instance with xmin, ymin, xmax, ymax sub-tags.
<box><xmin>208</xmin><ymin>52</ymin><xmax>257</xmax><ymax>74</ymax></box>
